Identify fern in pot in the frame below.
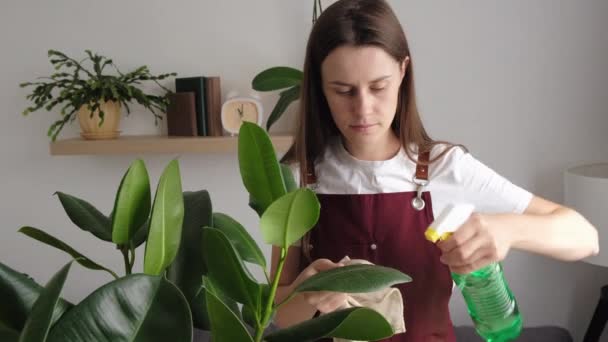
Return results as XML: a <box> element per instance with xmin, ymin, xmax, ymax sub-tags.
<box><xmin>20</xmin><ymin>49</ymin><xmax>176</xmax><ymax>141</ymax></box>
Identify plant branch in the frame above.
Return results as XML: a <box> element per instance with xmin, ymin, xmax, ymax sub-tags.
<box><xmin>121</xmin><ymin>245</ymin><xmax>131</xmax><ymax>276</ymax></box>
<box><xmin>255</xmin><ymin>247</ymin><xmax>287</xmax><ymax>342</ymax></box>
<box><xmin>129</xmin><ymin>242</ymin><xmax>136</xmax><ymax>271</ymax></box>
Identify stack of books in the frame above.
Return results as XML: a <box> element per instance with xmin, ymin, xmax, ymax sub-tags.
<box><xmin>167</xmin><ymin>76</ymin><xmax>223</xmax><ymax>137</ymax></box>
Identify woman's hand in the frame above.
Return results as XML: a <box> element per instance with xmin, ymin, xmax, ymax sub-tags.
<box><xmin>289</xmin><ymin>258</ymin><xmax>348</xmax><ymax>314</ymax></box>
<box><xmin>436</xmin><ymin>213</ymin><xmax>513</xmax><ymax>274</ymax></box>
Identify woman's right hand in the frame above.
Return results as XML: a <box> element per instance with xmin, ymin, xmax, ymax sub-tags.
<box><xmin>289</xmin><ymin>258</ymin><xmax>348</xmax><ymax>314</ymax></box>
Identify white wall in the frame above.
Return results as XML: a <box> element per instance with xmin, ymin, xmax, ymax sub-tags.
<box><xmin>1</xmin><ymin>1</ymin><xmax>607</xmax><ymax>340</ymax></box>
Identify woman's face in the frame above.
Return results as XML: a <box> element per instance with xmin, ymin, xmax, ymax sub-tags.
<box><xmin>321</xmin><ymin>45</ymin><xmax>408</xmax><ymax>152</ymax></box>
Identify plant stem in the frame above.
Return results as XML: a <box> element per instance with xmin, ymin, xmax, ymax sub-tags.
<box><xmin>121</xmin><ymin>246</ymin><xmax>131</xmax><ymax>276</ymax></box>
<box><xmin>254</xmin><ymin>247</ymin><xmax>287</xmax><ymax>342</ymax></box>
<box><xmin>129</xmin><ymin>242</ymin><xmax>136</xmax><ymax>271</ymax></box>
<box><xmin>105</xmin><ymin>268</ymin><xmax>120</xmax><ymax>280</ymax></box>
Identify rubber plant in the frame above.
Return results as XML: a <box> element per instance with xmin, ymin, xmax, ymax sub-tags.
<box><xmin>0</xmin><ymin>122</ymin><xmax>411</xmax><ymax>341</ymax></box>
<box><xmin>251</xmin><ymin>0</ymin><xmax>325</xmax><ymax>131</ymax></box>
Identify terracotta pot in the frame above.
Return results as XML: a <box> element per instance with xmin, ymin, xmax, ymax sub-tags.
<box><xmin>77</xmin><ymin>100</ymin><xmax>121</xmax><ymax>139</ymax></box>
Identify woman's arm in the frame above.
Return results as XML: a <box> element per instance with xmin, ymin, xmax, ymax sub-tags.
<box><xmin>496</xmin><ymin>196</ymin><xmax>598</xmax><ymax>260</ymax></box>
<box><xmin>437</xmin><ymin>196</ymin><xmax>599</xmax><ymax>274</ymax></box>
<box><xmin>270</xmin><ymin>245</ymin><xmax>347</xmax><ymax>328</ymax></box>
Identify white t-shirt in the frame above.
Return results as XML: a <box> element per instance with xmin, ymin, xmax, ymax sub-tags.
<box><xmin>291</xmin><ymin>138</ymin><xmax>533</xmax><ymax>220</ymax></box>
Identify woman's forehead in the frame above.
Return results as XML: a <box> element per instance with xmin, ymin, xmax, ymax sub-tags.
<box><xmin>321</xmin><ymin>45</ymin><xmax>400</xmax><ymax>83</ymax></box>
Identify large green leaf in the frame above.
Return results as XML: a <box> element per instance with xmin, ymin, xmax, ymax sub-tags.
<box><xmin>238</xmin><ymin>122</ymin><xmax>286</xmax><ymax>215</ymax></box>
<box><xmin>0</xmin><ymin>328</ymin><xmax>19</xmax><ymax>342</ymax></box>
<box><xmin>166</xmin><ymin>190</ymin><xmax>211</xmax><ymax>330</ymax></box>
<box><xmin>143</xmin><ymin>159</ymin><xmax>184</xmax><ymax>276</ymax></box>
<box><xmin>200</xmin><ymin>276</ymin><xmax>240</xmax><ymax>322</ymax></box>
<box><xmin>252</xmin><ymin>66</ymin><xmax>303</xmax><ymax>91</ymax></box>
<box><xmin>212</xmin><ymin>213</ymin><xmax>266</xmax><ymax>268</ymax></box>
<box><xmin>0</xmin><ymin>262</ymin><xmax>72</xmax><ymax>333</ymax></box>
<box><xmin>280</xmin><ymin>164</ymin><xmax>298</xmax><ymax>193</ymax></box>
<box><xmin>111</xmin><ymin>159</ymin><xmax>151</xmax><ymax>245</ymax></box>
<box><xmin>259</xmin><ymin>189</ymin><xmax>320</xmax><ymax>248</ymax></box>
<box><xmin>47</xmin><ymin>274</ymin><xmax>192</xmax><ymax>342</ymax></box>
<box><xmin>248</xmin><ymin>195</ymin><xmax>265</xmax><ymax>217</ymax></box>
<box><xmin>205</xmin><ymin>288</ymin><xmax>253</xmax><ymax>342</ymax></box>
<box><xmin>55</xmin><ymin>192</ymin><xmax>111</xmax><ymax>241</ymax></box>
<box><xmin>18</xmin><ymin>227</ymin><xmax>117</xmax><ymax>279</ymax></box>
<box><xmin>264</xmin><ymin>307</ymin><xmax>393</xmax><ymax>342</ymax></box>
<box><xmin>266</xmin><ymin>85</ymin><xmax>300</xmax><ymax>131</ymax></box>
<box><xmin>294</xmin><ymin>264</ymin><xmax>411</xmax><ymax>294</ymax></box>
<box><xmin>202</xmin><ymin>228</ymin><xmax>261</xmax><ymax>311</ymax></box>
<box><xmin>131</xmin><ymin>221</ymin><xmax>149</xmax><ymax>248</ymax></box>
<box><xmin>19</xmin><ymin>261</ymin><xmax>73</xmax><ymax>342</ymax></box>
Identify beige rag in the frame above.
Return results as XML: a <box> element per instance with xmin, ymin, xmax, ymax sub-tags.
<box><xmin>331</xmin><ymin>256</ymin><xmax>406</xmax><ymax>342</ymax></box>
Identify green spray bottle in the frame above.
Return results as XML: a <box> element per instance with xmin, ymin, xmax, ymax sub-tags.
<box><xmin>425</xmin><ymin>204</ymin><xmax>522</xmax><ymax>342</ymax></box>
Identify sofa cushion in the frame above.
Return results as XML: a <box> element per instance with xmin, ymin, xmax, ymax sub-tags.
<box><xmin>454</xmin><ymin>326</ymin><xmax>572</xmax><ymax>342</ymax></box>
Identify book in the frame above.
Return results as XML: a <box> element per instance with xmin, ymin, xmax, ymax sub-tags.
<box><xmin>204</xmin><ymin>76</ymin><xmax>223</xmax><ymax>136</ymax></box>
<box><xmin>175</xmin><ymin>76</ymin><xmax>207</xmax><ymax>136</ymax></box>
<box><xmin>166</xmin><ymin>92</ymin><xmax>197</xmax><ymax>136</ymax></box>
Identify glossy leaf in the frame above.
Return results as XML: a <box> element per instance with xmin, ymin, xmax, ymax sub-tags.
<box><xmin>264</xmin><ymin>307</ymin><xmax>393</xmax><ymax>342</ymax></box>
<box><xmin>205</xmin><ymin>287</ymin><xmax>253</xmax><ymax>342</ymax></box>
<box><xmin>47</xmin><ymin>274</ymin><xmax>192</xmax><ymax>342</ymax></box>
<box><xmin>0</xmin><ymin>328</ymin><xmax>19</xmax><ymax>342</ymax></box>
<box><xmin>294</xmin><ymin>264</ymin><xmax>411</xmax><ymax>294</ymax></box>
<box><xmin>259</xmin><ymin>189</ymin><xmax>320</xmax><ymax>247</ymax></box>
<box><xmin>238</xmin><ymin>122</ymin><xmax>286</xmax><ymax>215</ymax></box>
<box><xmin>18</xmin><ymin>227</ymin><xmax>117</xmax><ymax>279</ymax></box>
<box><xmin>212</xmin><ymin>213</ymin><xmax>266</xmax><ymax>268</ymax></box>
<box><xmin>131</xmin><ymin>221</ymin><xmax>149</xmax><ymax>248</ymax></box>
<box><xmin>166</xmin><ymin>190</ymin><xmax>211</xmax><ymax>330</ymax></box>
<box><xmin>201</xmin><ymin>276</ymin><xmax>240</xmax><ymax>320</ymax></box>
<box><xmin>248</xmin><ymin>195</ymin><xmax>265</xmax><ymax>217</ymax></box>
<box><xmin>202</xmin><ymin>228</ymin><xmax>261</xmax><ymax>310</ymax></box>
<box><xmin>143</xmin><ymin>160</ymin><xmax>184</xmax><ymax>275</ymax></box>
<box><xmin>251</xmin><ymin>66</ymin><xmax>303</xmax><ymax>91</ymax></box>
<box><xmin>0</xmin><ymin>262</ymin><xmax>72</xmax><ymax>333</ymax></box>
<box><xmin>266</xmin><ymin>85</ymin><xmax>300</xmax><ymax>131</ymax></box>
<box><xmin>55</xmin><ymin>192</ymin><xmax>111</xmax><ymax>241</ymax></box>
<box><xmin>111</xmin><ymin>159</ymin><xmax>151</xmax><ymax>245</ymax></box>
<box><xmin>280</xmin><ymin>164</ymin><xmax>298</xmax><ymax>193</ymax></box>
<box><xmin>19</xmin><ymin>261</ymin><xmax>73</xmax><ymax>342</ymax></box>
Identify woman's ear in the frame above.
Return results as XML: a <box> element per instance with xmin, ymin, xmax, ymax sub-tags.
<box><xmin>400</xmin><ymin>56</ymin><xmax>410</xmax><ymax>79</ymax></box>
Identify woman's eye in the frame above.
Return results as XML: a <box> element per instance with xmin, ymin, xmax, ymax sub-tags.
<box><xmin>336</xmin><ymin>89</ymin><xmax>353</xmax><ymax>95</ymax></box>
<box><xmin>371</xmin><ymin>86</ymin><xmax>386</xmax><ymax>92</ymax></box>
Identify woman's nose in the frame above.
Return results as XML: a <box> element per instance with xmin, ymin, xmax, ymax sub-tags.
<box><xmin>352</xmin><ymin>91</ymin><xmax>373</xmax><ymax>116</ymax></box>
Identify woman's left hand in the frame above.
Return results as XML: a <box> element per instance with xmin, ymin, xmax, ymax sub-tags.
<box><xmin>436</xmin><ymin>213</ymin><xmax>513</xmax><ymax>274</ymax></box>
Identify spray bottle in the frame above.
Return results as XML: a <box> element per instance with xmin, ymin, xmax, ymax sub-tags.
<box><xmin>425</xmin><ymin>204</ymin><xmax>522</xmax><ymax>342</ymax></box>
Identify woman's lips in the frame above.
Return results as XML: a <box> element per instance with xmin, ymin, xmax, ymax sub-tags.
<box><xmin>350</xmin><ymin>123</ymin><xmax>377</xmax><ymax>132</ymax></box>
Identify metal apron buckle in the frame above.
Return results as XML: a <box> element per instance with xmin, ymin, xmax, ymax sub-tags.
<box><xmin>411</xmin><ymin>177</ymin><xmax>428</xmax><ymax>211</ymax></box>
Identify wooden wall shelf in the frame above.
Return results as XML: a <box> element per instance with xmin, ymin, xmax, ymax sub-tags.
<box><xmin>49</xmin><ymin>135</ymin><xmax>294</xmax><ymax>155</ymax></box>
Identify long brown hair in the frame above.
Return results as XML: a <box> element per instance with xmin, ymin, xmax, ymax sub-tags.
<box><xmin>282</xmin><ymin>0</ymin><xmax>465</xmax><ymax>259</ymax></box>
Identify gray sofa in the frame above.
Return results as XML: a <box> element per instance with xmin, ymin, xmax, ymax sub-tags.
<box><xmin>454</xmin><ymin>326</ymin><xmax>573</xmax><ymax>341</ymax></box>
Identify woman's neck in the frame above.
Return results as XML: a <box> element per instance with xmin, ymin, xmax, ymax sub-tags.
<box><xmin>342</xmin><ymin>133</ymin><xmax>401</xmax><ymax>161</ymax></box>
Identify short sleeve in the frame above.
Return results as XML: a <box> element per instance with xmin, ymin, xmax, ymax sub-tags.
<box><xmin>436</xmin><ymin>148</ymin><xmax>533</xmax><ymax>214</ymax></box>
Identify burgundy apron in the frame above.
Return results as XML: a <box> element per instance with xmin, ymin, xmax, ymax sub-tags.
<box><xmin>301</xmin><ymin>152</ymin><xmax>456</xmax><ymax>342</ymax></box>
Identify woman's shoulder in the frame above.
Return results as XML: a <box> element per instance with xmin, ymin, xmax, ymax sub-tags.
<box><xmin>427</xmin><ymin>143</ymin><xmax>472</xmax><ymax>178</ymax></box>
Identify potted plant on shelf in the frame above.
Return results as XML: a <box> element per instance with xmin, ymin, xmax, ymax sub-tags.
<box><xmin>20</xmin><ymin>49</ymin><xmax>177</xmax><ymax>141</ymax></box>
<box><xmin>0</xmin><ymin>122</ymin><xmax>410</xmax><ymax>341</ymax></box>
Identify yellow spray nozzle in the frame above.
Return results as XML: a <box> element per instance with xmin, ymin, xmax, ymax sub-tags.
<box><xmin>424</xmin><ymin>204</ymin><xmax>474</xmax><ymax>244</ymax></box>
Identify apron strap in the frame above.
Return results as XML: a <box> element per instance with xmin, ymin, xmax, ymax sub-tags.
<box><xmin>305</xmin><ymin>161</ymin><xmax>317</xmax><ymax>188</ymax></box>
<box><xmin>411</xmin><ymin>150</ymin><xmax>430</xmax><ymax>211</ymax></box>
<box><xmin>414</xmin><ymin>151</ymin><xmax>430</xmax><ymax>183</ymax></box>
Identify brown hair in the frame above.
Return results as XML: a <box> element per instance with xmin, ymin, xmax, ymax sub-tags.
<box><xmin>282</xmin><ymin>0</ymin><xmax>465</xmax><ymax>260</ymax></box>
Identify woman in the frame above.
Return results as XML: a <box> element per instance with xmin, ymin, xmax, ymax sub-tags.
<box><xmin>272</xmin><ymin>0</ymin><xmax>599</xmax><ymax>340</ymax></box>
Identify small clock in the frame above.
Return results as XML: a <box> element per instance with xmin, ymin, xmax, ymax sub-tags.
<box><xmin>220</xmin><ymin>92</ymin><xmax>264</xmax><ymax>135</ymax></box>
